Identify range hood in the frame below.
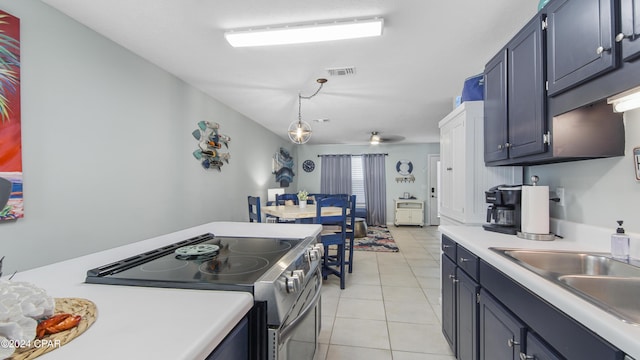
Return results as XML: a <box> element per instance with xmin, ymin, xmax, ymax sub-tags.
<box><xmin>551</xmin><ymin>100</ymin><xmax>624</xmax><ymax>158</ymax></box>
<box><xmin>507</xmin><ymin>100</ymin><xmax>625</xmax><ymax>166</ymax></box>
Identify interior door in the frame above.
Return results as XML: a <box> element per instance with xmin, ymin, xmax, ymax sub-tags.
<box><xmin>428</xmin><ymin>154</ymin><xmax>440</xmax><ymax>226</ymax></box>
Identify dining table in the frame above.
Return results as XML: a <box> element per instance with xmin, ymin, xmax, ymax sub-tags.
<box><xmin>261</xmin><ymin>204</ymin><xmax>347</xmax><ymax>223</ymax></box>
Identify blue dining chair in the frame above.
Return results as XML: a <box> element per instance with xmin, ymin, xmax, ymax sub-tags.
<box><xmin>247</xmin><ymin>196</ymin><xmax>262</xmax><ymax>223</ymax></box>
<box><xmin>345</xmin><ymin>195</ymin><xmax>357</xmax><ymax>273</ymax></box>
<box><xmin>271</xmin><ymin>194</ymin><xmax>298</xmax><ymax>223</ymax></box>
<box><xmin>275</xmin><ymin>193</ymin><xmax>298</xmax><ymax>205</ymax></box>
<box><xmin>315</xmin><ymin>196</ymin><xmax>348</xmax><ymax>289</ymax></box>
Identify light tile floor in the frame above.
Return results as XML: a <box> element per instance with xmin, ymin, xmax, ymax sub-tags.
<box><xmin>315</xmin><ymin>225</ymin><xmax>455</xmax><ymax>360</ymax></box>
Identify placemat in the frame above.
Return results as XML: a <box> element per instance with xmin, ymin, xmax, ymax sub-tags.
<box><xmin>11</xmin><ymin>298</ymin><xmax>97</xmax><ymax>360</ymax></box>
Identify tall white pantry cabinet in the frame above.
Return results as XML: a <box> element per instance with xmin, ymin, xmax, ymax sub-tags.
<box><xmin>438</xmin><ymin>101</ymin><xmax>522</xmax><ymax>225</ymax></box>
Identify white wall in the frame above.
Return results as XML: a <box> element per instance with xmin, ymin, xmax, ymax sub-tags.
<box><xmin>526</xmin><ymin>108</ymin><xmax>640</xmax><ymax>233</ymax></box>
<box><xmin>294</xmin><ymin>143</ymin><xmax>440</xmax><ymax>225</ymax></box>
<box><xmin>0</xmin><ymin>0</ymin><xmax>292</xmax><ymax>272</ymax></box>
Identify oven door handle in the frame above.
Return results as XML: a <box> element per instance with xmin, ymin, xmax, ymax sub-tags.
<box><xmin>278</xmin><ymin>267</ymin><xmax>322</xmax><ymax>343</ymax></box>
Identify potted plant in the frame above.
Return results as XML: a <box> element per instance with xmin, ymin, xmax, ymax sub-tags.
<box><xmin>297</xmin><ymin>190</ymin><xmax>309</xmax><ymax>209</ymax></box>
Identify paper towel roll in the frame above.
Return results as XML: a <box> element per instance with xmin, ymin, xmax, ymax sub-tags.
<box><xmin>521</xmin><ymin>185</ymin><xmax>549</xmax><ymax>234</ymax></box>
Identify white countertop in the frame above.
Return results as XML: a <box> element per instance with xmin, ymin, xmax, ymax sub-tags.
<box><xmin>439</xmin><ymin>221</ymin><xmax>640</xmax><ymax>359</ymax></box>
<box><xmin>6</xmin><ymin>222</ymin><xmax>322</xmax><ymax>360</ymax></box>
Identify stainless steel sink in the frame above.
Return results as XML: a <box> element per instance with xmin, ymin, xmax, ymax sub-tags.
<box><xmin>558</xmin><ymin>275</ymin><xmax>640</xmax><ymax>324</ymax></box>
<box><xmin>491</xmin><ymin>248</ymin><xmax>640</xmax><ymax>324</ymax></box>
<box><xmin>494</xmin><ymin>249</ymin><xmax>640</xmax><ymax>277</ymax></box>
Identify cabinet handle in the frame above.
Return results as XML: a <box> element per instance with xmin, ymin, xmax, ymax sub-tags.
<box><xmin>497</xmin><ymin>144</ymin><xmax>503</xmax><ymax>150</ymax></box>
<box><xmin>596</xmin><ymin>46</ymin><xmax>611</xmax><ymax>55</ymax></box>
<box><xmin>459</xmin><ymin>257</ymin><xmax>469</xmax><ymax>263</ymax></box>
<box><xmin>443</xmin><ymin>244</ymin><xmax>451</xmax><ymax>249</ymax></box>
<box><xmin>616</xmin><ymin>32</ymin><xmax>638</xmax><ymax>42</ymax></box>
<box><xmin>519</xmin><ymin>353</ymin><xmax>535</xmax><ymax>360</ymax></box>
<box><xmin>446</xmin><ymin>167</ymin><xmax>453</xmax><ymax>171</ymax></box>
<box><xmin>507</xmin><ymin>338</ymin><xmax>520</xmax><ymax>347</ymax></box>
<box><xmin>504</xmin><ymin>142</ymin><xmax>512</xmax><ymax>148</ymax></box>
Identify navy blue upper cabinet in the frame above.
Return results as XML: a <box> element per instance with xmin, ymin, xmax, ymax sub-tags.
<box><xmin>483</xmin><ymin>50</ymin><xmax>508</xmax><ymax>163</ymax></box>
<box><xmin>484</xmin><ymin>14</ymin><xmax>547</xmax><ymax>164</ymax></box>
<box><xmin>620</xmin><ymin>0</ymin><xmax>640</xmax><ymax>61</ymax></box>
<box><xmin>546</xmin><ymin>0</ymin><xmax>617</xmax><ymax>96</ymax></box>
<box><xmin>507</xmin><ymin>14</ymin><xmax>547</xmax><ymax>159</ymax></box>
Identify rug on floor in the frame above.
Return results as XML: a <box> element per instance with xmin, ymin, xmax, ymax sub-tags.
<box><xmin>353</xmin><ymin>225</ymin><xmax>399</xmax><ymax>252</ymax></box>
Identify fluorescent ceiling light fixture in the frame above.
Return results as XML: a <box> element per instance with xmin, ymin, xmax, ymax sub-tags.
<box><xmin>225</xmin><ymin>18</ymin><xmax>383</xmax><ymax>47</ymax></box>
<box><xmin>607</xmin><ymin>85</ymin><xmax>640</xmax><ymax>113</ymax></box>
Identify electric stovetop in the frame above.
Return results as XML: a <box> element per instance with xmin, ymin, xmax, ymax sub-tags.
<box><xmin>85</xmin><ymin>233</ymin><xmax>299</xmax><ymax>291</ymax></box>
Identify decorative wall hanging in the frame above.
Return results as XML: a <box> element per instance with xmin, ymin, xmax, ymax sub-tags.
<box><xmin>395</xmin><ymin>175</ymin><xmax>415</xmax><ymax>183</ymax></box>
<box><xmin>191</xmin><ymin>121</ymin><xmax>230</xmax><ymax>171</ymax></box>
<box><xmin>0</xmin><ymin>10</ymin><xmax>22</xmax><ymax>221</ymax></box>
<box><xmin>394</xmin><ymin>160</ymin><xmax>414</xmax><ymax>182</ymax></box>
<box><xmin>302</xmin><ymin>159</ymin><xmax>315</xmax><ymax>173</ymax></box>
<box><xmin>272</xmin><ymin>148</ymin><xmax>294</xmax><ymax>187</ymax></box>
<box><xmin>396</xmin><ymin>160</ymin><xmax>413</xmax><ymax>175</ymax></box>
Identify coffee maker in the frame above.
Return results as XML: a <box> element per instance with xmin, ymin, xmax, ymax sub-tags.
<box><xmin>482</xmin><ymin>185</ymin><xmax>522</xmax><ymax>235</ymax></box>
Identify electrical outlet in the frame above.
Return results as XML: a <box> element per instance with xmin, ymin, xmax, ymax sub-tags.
<box><xmin>556</xmin><ymin>187</ymin><xmax>565</xmax><ymax>206</ymax></box>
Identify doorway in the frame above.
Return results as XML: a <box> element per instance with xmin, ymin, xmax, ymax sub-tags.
<box><xmin>428</xmin><ymin>154</ymin><xmax>440</xmax><ymax>226</ymax></box>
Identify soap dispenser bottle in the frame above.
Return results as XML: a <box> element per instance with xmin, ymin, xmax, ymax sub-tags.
<box><xmin>611</xmin><ymin>220</ymin><xmax>630</xmax><ymax>260</ymax></box>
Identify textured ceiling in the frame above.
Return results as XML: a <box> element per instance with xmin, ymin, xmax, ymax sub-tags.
<box><xmin>41</xmin><ymin>0</ymin><xmax>538</xmax><ymax>145</ymax></box>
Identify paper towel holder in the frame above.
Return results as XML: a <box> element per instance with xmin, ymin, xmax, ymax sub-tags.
<box><xmin>517</xmin><ymin>175</ymin><xmax>556</xmax><ymax>241</ymax></box>
<box><xmin>516</xmin><ymin>231</ymin><xmax>556</xmax><ymax>241</ymax></box>
<box><xmin>530</xmin><ymin>175</ymin><xmax>539</xmax><ymax>185</ymax></box>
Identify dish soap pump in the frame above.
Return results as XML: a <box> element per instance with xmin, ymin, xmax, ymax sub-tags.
<box><xmin>611</xmin><ymin>220</ymin><xmax>630</xmax><ymax>260</ymax></box>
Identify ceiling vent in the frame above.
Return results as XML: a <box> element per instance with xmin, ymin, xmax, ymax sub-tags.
<box><xmin>326</xmin><ymin>66</ymin><xmax>356</xmax><ymax>77</ymax></box>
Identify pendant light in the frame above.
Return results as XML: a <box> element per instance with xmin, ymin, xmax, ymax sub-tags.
<box><xmin>288</xmin><ymin>78</ymin><xmax>327</xmax><ymax>144</ymax></box>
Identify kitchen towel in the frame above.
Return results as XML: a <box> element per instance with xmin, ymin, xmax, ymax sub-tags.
<box><xmin>521</xmin><ymin>185</ymin><xmax>549</xmax><ymax>234</ymax></box>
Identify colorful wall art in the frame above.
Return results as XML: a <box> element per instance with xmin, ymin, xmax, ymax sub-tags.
<box><xmin>272</xmin><ymin>148</ymin><xmax>294</xmax><ymax>187</ymax></box>
<box><xmin>191</xmin><ymin>121</ymin><xmax>230</xmax><ymax>171</ymax></box>
<box><xmin>0</xmin><ymin>10</ymin><xmax>22</xmax><ymax>221</ymax></box>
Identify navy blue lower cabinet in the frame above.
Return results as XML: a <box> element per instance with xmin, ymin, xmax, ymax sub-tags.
<box><xmin>441</xmin><ymin>235</ymin><xmax>479</xmax><ymax>360</ymax></box>
<box><xmin>207</xmin><ymin>316</ymin><xmax>249</xmax><ymax>360</ymax></box>
<box><xmin>456</xmin><ymin>269</ymin><xmax>479</xmax><ymax>360</ymax></box>
<box><xmin>521</xmin><ymin>332</ymin><xmax>563</xmax><ymax>360</ymax></box>
<box><xmin>479</xmin><ymin>260</ymin><xmax>625</xmax><ymax>360</ymax></box>
<box><xmin>441</xmin><ymin>254</ymin><xmax>457</xmax><ymax>354</ymax></box>
<box><xmin>478</xmin><ymin>289</ymin><xmax>524</xmax><ymax>360</ymax></box>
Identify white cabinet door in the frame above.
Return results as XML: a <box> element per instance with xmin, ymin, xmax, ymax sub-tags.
<box><xmin>450</xmin><ymin>114</ymin><xmax>466</xmax><ymax>220</ymax></box>
<box><xmin>440</xmin><ymin>122</ymin><xmax>453</xmax><ymax>216</ymax></box>
<box><xmin>439</xmin><ymin>109</ymin><xmax>466</xmax><ymax>221</ymax></box>
<box><xmin>395</xmin><ymin>210</ymin><xmax>412</xmax><ymax>225</ymax></box>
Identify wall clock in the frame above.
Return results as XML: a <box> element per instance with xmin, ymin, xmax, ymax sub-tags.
<box><xmin>302</xmin><ymin>160</ymin><xmax>315</xmax><ymax>173</ymax></box>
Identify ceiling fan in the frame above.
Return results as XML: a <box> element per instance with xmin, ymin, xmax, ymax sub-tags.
<box><xmin>369</xmin><ymin>131</ymin><xmax>405</xmax><ymax>144</ymax></box>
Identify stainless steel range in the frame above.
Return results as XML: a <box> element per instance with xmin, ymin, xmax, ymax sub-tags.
<box><xmin>85</xmin><ymin>233</ymin><xmax>323</xmax><ymax>360</ymax></box>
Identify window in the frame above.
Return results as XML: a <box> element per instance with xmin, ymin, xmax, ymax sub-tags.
<box><xmin>351</xmin><ymin>156</ymin><xmax>366</xmax><ymax>207</ymax></box>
